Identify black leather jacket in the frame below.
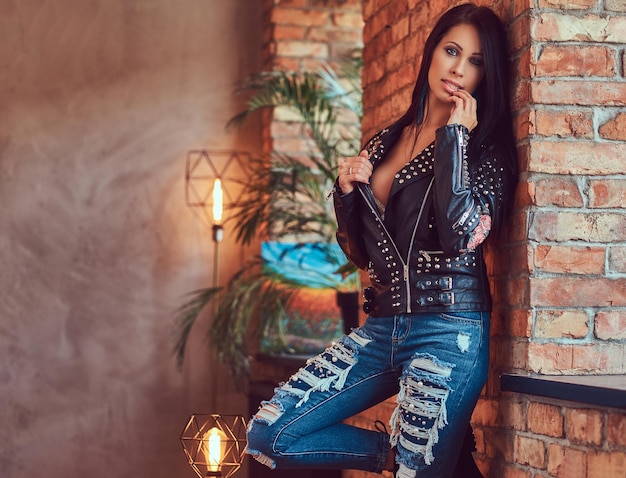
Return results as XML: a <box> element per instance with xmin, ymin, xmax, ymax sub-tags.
<box><xmin>333</xmin><ymin>124</ymin><xmax>510</xmax><ymax>317</ymax></box>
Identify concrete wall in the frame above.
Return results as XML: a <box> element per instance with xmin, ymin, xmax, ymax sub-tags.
<box><xmin>0</xmin><ymin>1</ymin><xmax>262</xmax><ymax>477</ymax></box>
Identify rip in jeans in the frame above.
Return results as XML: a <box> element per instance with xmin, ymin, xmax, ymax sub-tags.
<box><xmin>247</xmin><ymin>328</ymin><xmax>372</xmax><ymax>468</ymax></box>
<box><xmin>389</xmin><ymin>352</ymin><xmax>454</xmax><ymax>474</ymax></box>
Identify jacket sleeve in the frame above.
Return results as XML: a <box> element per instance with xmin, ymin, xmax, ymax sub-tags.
<box><xmin>333</xmin><ymin>184</ymin><xmax>370</xmax><ymax>271</ymax></box>
<box><xmin>433</xmin><ymin>124</ymin><xmax>509</xmax><ymax>254</ymax></box>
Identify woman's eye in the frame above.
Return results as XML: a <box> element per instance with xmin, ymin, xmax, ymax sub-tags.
<box><xmin>445</xmin><ymin>47</ymin><xmax>458</xmax><ymax>56</ymax></box>
<box><xmin>470</xmin><ymin>57</ymin><xmax>483</xmax><ymax>66</ymax></box>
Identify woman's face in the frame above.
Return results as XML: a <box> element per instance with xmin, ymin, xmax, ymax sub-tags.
<box><xmin>427</xmin><ymin>23</ymin><xmax>485</xmax><ymax>103</ymax></box>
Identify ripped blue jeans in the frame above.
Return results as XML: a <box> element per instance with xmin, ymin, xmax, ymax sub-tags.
<box><xmin>246</xmin><ymin>311</ymin><xmax>490</xmax><ymax>478</ymax></box>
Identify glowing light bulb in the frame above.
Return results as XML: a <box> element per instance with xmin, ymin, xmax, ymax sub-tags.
<box><xmin>204</xmin><ymin>426</ymin><xmax>226</xmax><ymax>473</ymax></box>
<box><xmin>212</xmin><ymin>178</ymin><xmax>223</xmax><ymax>223</ymax></box>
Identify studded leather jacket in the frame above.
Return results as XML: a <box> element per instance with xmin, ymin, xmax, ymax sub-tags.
<box><xmin>333</xmin><ymin>124</ymin><xmax>510</xmax><ymax>317</ymax></box>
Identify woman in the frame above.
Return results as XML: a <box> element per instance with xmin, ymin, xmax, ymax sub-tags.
<box><xmin>246</xmin><ymin>4</ymin><xmax>518</xmax><ymax>477</ymax></box>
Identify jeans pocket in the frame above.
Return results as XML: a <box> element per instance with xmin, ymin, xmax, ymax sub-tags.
<box><xmin>438</xmin><ymin>311</ymin><xmax>484</xmax><ymax>325</ymax></box>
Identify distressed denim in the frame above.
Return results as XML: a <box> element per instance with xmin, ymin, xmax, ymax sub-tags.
<box><xmin>246</xmin><ymin>311</ymin><xmax>490</xmax><ymax>478</ymax></box>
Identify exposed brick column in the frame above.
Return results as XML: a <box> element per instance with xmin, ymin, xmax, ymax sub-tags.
<box><xmin>261</xmin><ymin>0</ymin><xmax>363</xmax><ymax>160</ymax></box>
<box><xmin>356</xmin><ymin>1</ymin><xmax>626</xmax><ymax>478</ymax></box>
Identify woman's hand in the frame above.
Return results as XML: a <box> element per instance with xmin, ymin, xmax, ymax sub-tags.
<box><xmin>446</xmin><ymin>89</ymin><xmax>478</xmax><ymax>132</ymax></box>
<box><xmin>338</xmin><ymin>150</ymin><xmax>373</xmax><ymax>194</ymax></box>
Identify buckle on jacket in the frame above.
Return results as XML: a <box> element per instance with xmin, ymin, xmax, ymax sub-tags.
<box><xmin>416</xmin><ymin>276</ymin><xmax>452</xmax><ymax>291</ymax></box>
<box><xmin>441</xmin><ymin>292</ymin><xmax>455</xmax><ymax>305</ymax></box>
<box><xmin>417</xmin><ymin>291</ymin><xmax>455</xmax><ymax>306</ymax></box>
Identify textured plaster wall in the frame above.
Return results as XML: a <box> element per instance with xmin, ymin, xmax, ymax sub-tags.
<box><xmin>0</xmin><ymin>1</ymin><xmax>262</xmax><ymax>477</ymax></box>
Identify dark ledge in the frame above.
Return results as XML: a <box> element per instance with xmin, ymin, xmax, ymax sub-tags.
<box><xmin>500</xmin><ymin>373</ymin><xmax>626</xmax><ymax>409</ymax></box>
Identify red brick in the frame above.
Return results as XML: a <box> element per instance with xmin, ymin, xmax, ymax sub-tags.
<box><xmin>301</xmin><ymin>57</ymin><xmax>330</xmax><ymax>72</ymax></box>
<box><xmin>271</xmin><ymin>8</ymin><xmax>329</xmax><ymax>27</ymax></box>
<box><xmin>531</xmin><ymin>80</ymin><xmax>626</xmax><ymax>107</ymax></box>
<box><xmin>270</xmin><ymin>120</ymin><xmax>304</xmax><ymax>138</ymax></box>
<box><xmin>609</xmin><ymin>246</ymin><xmax>626</xmax><ymax>273</ymax></box>
<box><xmin>307</xmin><ymin>27</ymin><xmax>330</xmax><ymax>43</ymax></box>
<box><xmin>473</xmin><ymin>399</ymin><xmax>501</xmax><ymax>427</ymax></box>
<box><xmin>535</xmin><ymin>309</ymin><xmax>590</xmax><ymax>339</ymax></box>
<box><xmin>504</xmin><ymin>276</ymin><xmax>530</xmax><ymax>309</ymax></box>
<box><xmin>384</xmin><ymin>41</ymin><xmax>404</xmax><ymax>72</ymax></box>
<box><xmin>535</xmin><ymin>45</ymin><xmax>615</xmax><ymax>77</ymax></box>
<box><xmin>547</xmin><ymin>444</ymin><xmax>588</xmax><ymax>478</ymax></box>
<box><xmin>530</xmin><ymin>176</ymin><xmax>584</xmax><ymax>207</ymax></box>
<box><xmin>538</xmin><ymin>0</ymin><xmax>599</xmax><ymax>8</ymax></box>
<box><xmin>502</xmin><ymin>400</ymin><xmax>528</xmax><ymax>431</ymax></box>
<box><xmin>514</xmin><ymin>435</ymin><xmax>546</xmax><ymax>469</ymax></box>
<box><xmin>503</xmin><ymin>466</ymin><xmax>531</xmax><ymax>478</ymax></box>
<box><xmin>607</xmin><ymin>412</ymin><xmax>626</xmax><ymax>447</ymax></box>
<box><xmin>529</xmin><ymin>140</ymin><xmax>625</xmax><ymax>175</ymax></box>
<box><xmin>599</xmin><ymin>112</ymin><xmax>626</xmax><ymax>141</ymax></box>
<box><xmin>528</xmin><ymin>402</ymin><xmax>564</xmax><ymax>438</ymax></box>
<box><xmin>606</xmin><ymin>0</ymin><xmax>626</xmax><ymax>11</ymax></box>
<box><xmin>530</xmin><ymin>277</ymin><xmax>626</xmax><ymax>307</ymax></box>
<box><xmin>272</xmin><ymin>136</ymin><xmax>316</xmax><ymax>154</ymax></box>
<box><xmin>571</xmin><ymin>344</ymin><xmax>621</xmax><ymax>373</ymax></box>
<box><xmin>331</xmin><ymin>12</ymin><xmax>363</xmax><ymax>29</ymax></box>
<box><xmin>389</xmin><ymin>15</ymin><xmax>409</xmax><ymax>45</ymax></box>
<box><xmin>533</xmin><ymin>245</ymin><xmax>605</xmax><ymax>275</ymax></box>
<box><xmin>491</xmin><ymin>430</ymin><xmax>518</xmax><ymax>463</ymax></box>
<box><xmin>325</xmin><ymin>29</ymin><xmax>362</xmax><ymax>44</ymax></box>
<box><xmin>513</xmin><ymin>79</ymin><xmax>531</xmax><ymax>111</ymax></box>
<box><xmin>527</xmin><ymin>343</ymin><xmax>573</xmax><ymax>373</ymax></box>
<box><xmin>594</xmin><ymin>310</ymin><xmax>626</xmax><ymax>340</ymax></box>
<box><xmin>270</xmin><ymin>56</ymin><xmax>300</xmax><ymax>71</ymax></box>
<box><xmin>273</xmin><ymin>25</ymin><xmax>307</xmax><ymax>40</ymax></box>
<box><xmin>362</xmin><ymin>56</ymin><xmax>385</xmax><ymax>86</ymax></box>
<box><xmin>566</xmin><ymin>408</ymin><xmax>603</xmax><ymax>446</ymax></box>
<box><xmin>511</xmin><ymin>340</ymin><xmax>530</xmax><ymax>370</ymax></box>
<box><xmin>275</xmin><ymin>40</ymin><xmax>328</xmax><ymax>58</ymax></box>
<box><xmin>510</xmin><ymin>14</ymin><xmax>531</xmax><ymax>52</ymax></box>
<box><xmin>367</xmin><ymin>3</ymin><xmax>390</xmax><ymax>40</ymax></box>
<box><xmin>587</xmin><ymin>451</ymin><xmax>626</xmax><ymax>478</ymax></box>
<box><xmin>587</xmin><ymin>179</ymin><xmax>626</xmax><ymax>208</ymax></box>
<box><xmin>515</xmin><ymin>109</ymin><xmax>532</xmax><ymax>140</ymax></box>
<box><xmin>533</xmin><ymin>108</ymin><xmax>594</xmax><ymax>138</ymax></box>
<box><xmin>277</xmin><ymin>0</ymin><xmax>308</xmax><ymax>7</ymax></box>
<box><xmin>509</xmin><ymin>308</ymin><xmax>532</xmax><ymax>338</ymax></box>
<box><xmin>529</xmin><ymin>211</ymin><xmax>626</xmax><ymax>243</ymax></box>
<box><xmin>533</xmin><ymin>14</ymin><xmax>625</xmax><ymax>43</ymax></box>
<box><xmin>361</xmin><ymin>0</ymin><xmax>377</xmax><ymax>21</ymax></box>
<box><xmin>513</xmin><ymin>0</ymin><xmax>533</xmax><ymax>18</ymax></box>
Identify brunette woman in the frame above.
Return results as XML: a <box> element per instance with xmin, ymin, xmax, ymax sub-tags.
<box><xmin>246</xmin><ymin>4</ymin><xmax>518</xmax><ymax>477</ymax></box>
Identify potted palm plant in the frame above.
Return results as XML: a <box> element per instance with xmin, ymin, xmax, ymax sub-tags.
<box><xmin>174</xmin><ymin>54</ymin><xmax>363</xmax><ymax>382</ymax></box>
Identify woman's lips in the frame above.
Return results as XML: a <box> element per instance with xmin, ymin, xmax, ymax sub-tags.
<box><xmin>442</xmin><ymin>79</ymin><xmax>463</xmax><ymax>94</ymax></box>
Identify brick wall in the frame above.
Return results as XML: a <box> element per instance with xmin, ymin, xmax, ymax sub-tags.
<box><xmin>261</xmin><ymin>0</ymin><xmax>363</xmax><ymax>160</ymax></box>
<box><xmin>356</xmin><ymin>0</ymin><xmax>626</xmax><ymax>477</ymax></box>
<box><xmin>259</xmin><ymin>0</ymin><xmax>626</xmax><ymax>476</ymax></box>
<box><xmin>480</xmin><ymin>0</ymin><xmax>626</xmax><ymax>476</ymax></box>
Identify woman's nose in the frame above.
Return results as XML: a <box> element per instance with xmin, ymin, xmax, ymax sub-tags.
<box><xmin>451</xmin><ymin>60</ymin><xmax>465</xmax><ymax>77</ymax></box>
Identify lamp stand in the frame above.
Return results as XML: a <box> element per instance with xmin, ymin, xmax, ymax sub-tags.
<box><xmin>210</xmin><ymin>224</ymin><xmax>224</xmax><ymax>411</ymax></box>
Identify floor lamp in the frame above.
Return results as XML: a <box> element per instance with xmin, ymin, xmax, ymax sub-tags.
<box><xmin>182</xmin><ymin>150</ymin><xmax>249</xmax><ymax>477</ymax></box>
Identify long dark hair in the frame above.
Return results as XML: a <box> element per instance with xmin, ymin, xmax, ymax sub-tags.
<box><xmin>391</xmin><ymin>3</ymin><xmax>518</xmax><ymax>226</ymax></box>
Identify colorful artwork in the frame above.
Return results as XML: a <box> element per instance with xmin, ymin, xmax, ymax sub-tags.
<box><xmin>259</xmin><ymin>242</ymin><xmax>350</xmax><ymax>355</ymax></box>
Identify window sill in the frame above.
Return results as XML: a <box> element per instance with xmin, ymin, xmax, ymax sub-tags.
<box><xmin>500</xmin><ymin>373</ymin><xmax>626</xmax><ymax>409</ymax></box>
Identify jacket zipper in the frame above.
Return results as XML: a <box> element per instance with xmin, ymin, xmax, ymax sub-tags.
<box><xmin>456</xmin><ymin>124</ymin><xmax>464</xmax><ymax>187</ymax></box>
<box><xmin>357</xmin><ymin>177</ymin><xmax>434</xmax><ymax>314</ymax></box>
<box><xmin>453</xmin><ymin>124</ymin><xmax>475</xmax><ymax>230</ymax></box>
<box><xmin>418</xmin><ymin>249</ymin><xmax>444</xmax><ymax>262</ymax></box>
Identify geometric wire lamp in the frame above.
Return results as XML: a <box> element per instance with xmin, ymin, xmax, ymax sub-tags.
<box><xmin>185</xmin><ymin>150</ymin><xmax>249</xmax><ymax>232</ymax></box>
<box><xmin>180</xmin><ymin>414</ymin><xmax>247</xmax><ymax>478</ymax></box>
